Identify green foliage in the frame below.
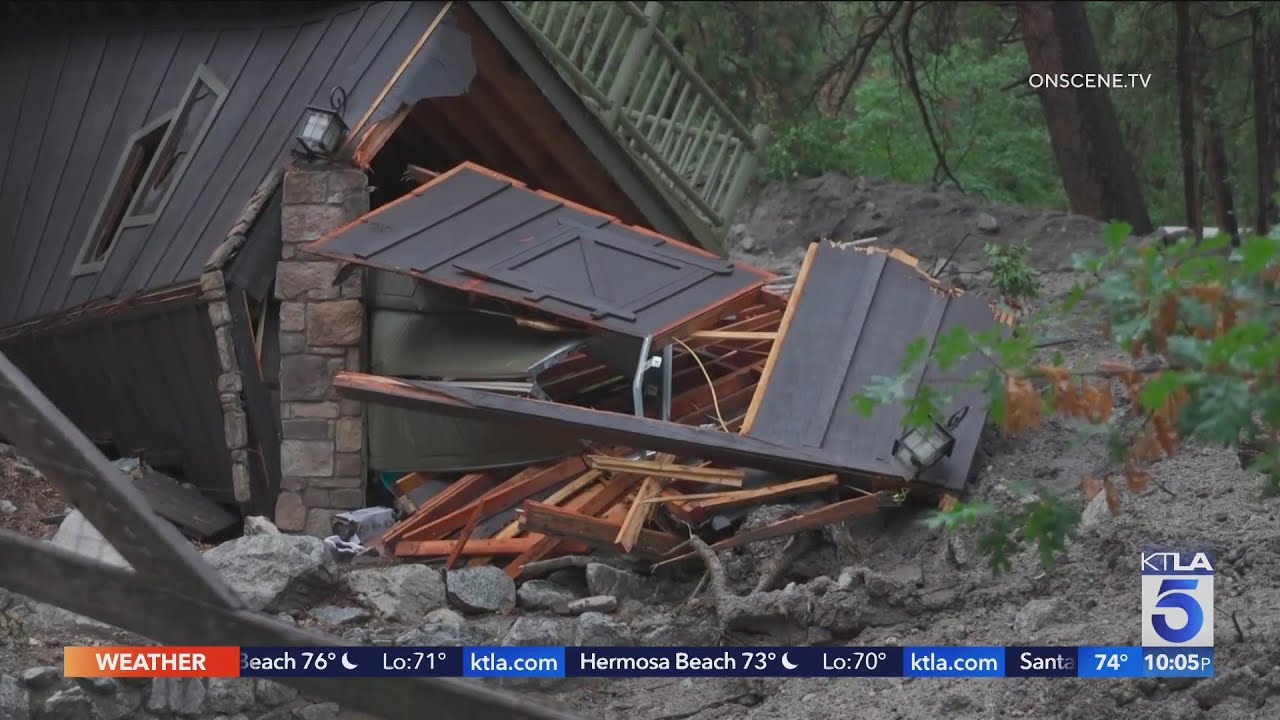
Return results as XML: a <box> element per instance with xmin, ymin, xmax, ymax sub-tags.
<box><xmin>986</xmin><ymin>242</ymin><xmax>1042</xmax><ymax>300</ymax></box>
<box><xmin>857</xmin><ymin>221</ymin><xmax>1280</xmax><ymax>573</ymax></box>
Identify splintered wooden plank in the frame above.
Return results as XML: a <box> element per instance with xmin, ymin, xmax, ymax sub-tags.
<box><xmin>446</xmin><ymin>501</ymin><xmax>487</xmax><ymax>569</ymax></box>
<box><xmin>400</xmin><ymin>457</ymin><xmax>589</xmax><ymax>542</ymax></box>
<box><xmin>469</xmin><ymin>469</ymin><xmax>605</xmax><ymax>567</ymax></box>
<box><xmin>615</xmin><ymin>476</ymin><xmax>663</xmax><ymax>552</ymax></box>
<box><xmin>642</xmin><ymin>475</ymin><xmax>839</xmax><ymax>513</ymax></box>
<box><xmin>687</xmin><ymin>330</ymin><xmax>777</xmax><ymax>342</ymax></box>
<box><xmin>519</xmin><ymin>501</ymin><xmax>683</xmax><ymax>558</ymax></box>
<box><xmin>381</xmin><ymin>472</ymin><xmax>495</xmax><ymax>546</ymax></box>
<box><xmin>741</xmin><ymin>241</ymin><xmax>819</xmax><ymax>435</ymax></box>
<box><xmin>504</xmin><ymin>473</ymin><xmax>639</xmax><ymax>578</ymax></box>
<box><xmin>393</xmin><ymin>472</ymin><xmax>429</xmax><ymax>497</ymax></box>
<box><xmin>586</xmin><ymin>455</ymin><xmax>744</xmax><ymax>487</ymax></box>
<box><xmin>653</xmin><ymin>493</ymin><xmax>884</xmax><ymax>568</ymax></box>
<box><xmin>394</xmin><ymin>538</ymin><xmax>538</xmax><ymax>558</ymax></box>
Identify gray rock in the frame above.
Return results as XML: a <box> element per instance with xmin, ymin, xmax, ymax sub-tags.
<box><xmin>206</xmin><ymin>678</ymin><xmax>255</xmax><ymax>714</ymax></box>
<box><xmin>1079</xmin><ymin>491</ymin><xmax>1111</xmax><ymax>530</ymax></box>
<box><xmin>633</xmin><ymin>613</ymin><xmax>720</xmax><ymax>647</ymax></box>
<box><xmin>294</xmin><ymin>702</ymin><xmax>341</xmax><ymax>720</ymax></box>
<box><xmin>51</xmin><ymin>510</ymin><xmax>130</xmax><ymax>569</ymax></box>
<box><xmin>243</xmin><ymin>515</ymin><xmax>281</xmax><ymax>536</ymax></box>
<box><xmin>503</xmin><ymin>617</ymin><xmax>571</xmax><ymax>646</ymax></box>
<box><xmin>255</xmin><ymin>679</ymin><xmax>299</xmax><ymax>707</ymax></box>
<box><xmin>558</xmin><ymin>595</ymin><xmax>617</xmax><ymax>616</ymax></box>
<box><xmin>309</xmin><ymin>605</ymin><xmax>371</xmax><ymax>626</ymax></box>
<box><xmin>0</xmin><ymin>442</ymin><xmax>15</xmax><ymax>460</ymax></box>
<box><xmin>574</xmin><ymin>612</ymin><xmax>631</xmax><ymax>646</ymax></box>
<box><xmin>20</xmin><ymin>666</ymin><xmax>60</xmax><ymax>690</ymax></box>
<box><xmin>213</xmin><ymin>716</ymin><xmax>250</xmax><ymax>720</ymax></box>
<box><xmin>1014</xmin><ymin>598</ymin><xmax>1066</xmax><ymax>637</ymax></box>
<box><xmin>147</xmin><ymin>678</ymin><xmax>205</xmax><ymax>716</ymax></box>
<box><xmin>394</xmin><ymin>608</ymin><xmax>487</xmax><ymax>646</ymax></box>
<box><xmin>78</xmin><ymin>677</ymin><xmax>117</xmax><ymax>695</ymax></box>
<box><xmin>446</xmin><ymin>566</ymin><xmax>516</xmax><ymax>614</ymax></box>
<box><xmin>976</xmin><ymin>212</ymin><xmax>1000</xmax><ymax>233</ymax></box>
<box><xmin>0</xmin><ymin>499</ymin><xmax>16</xmax><ymax>515</ymax></box>
<box><xmin>40</xmin><ymin>686</ymin><xmax>91</xmax><ymax>720</ymax></box>
<box><xmin>584</xmin><ymin>563</ymin><xmax>648</xmax><ymax>601</ymax></box>
<box><xmin>517</xmin><ymin>580</ymin><xmax>579</xmax><ymax>611</ymax></box>
<box><xmin>203</xmin><ymin>535</ymin><xmax>339</xmax><ymax>611</ymax></box>
<box><xmin>0</xmin><ymin>675</ymin><xmax>28</xmax><ymax>720</ymax></box>
<box><xmin>348</xmin><ymin>564</ymin><xmax>446</xmax><ymax>622</ymax></box>
<box><xmin>86</xmin><ymin>686</ymin><xmax>142</xmax><ymax>720</ymax></box>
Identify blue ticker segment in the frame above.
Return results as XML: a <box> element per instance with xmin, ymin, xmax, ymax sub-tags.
<box><xmin>1077</xmin><ymin>647</ymin><xmax>1145</xmax><ymax>678</ymax></box>
<box><xmin>236</xmin><ymin>645</ymin><xmax>1212</xmax><ymax>679</ymax></box>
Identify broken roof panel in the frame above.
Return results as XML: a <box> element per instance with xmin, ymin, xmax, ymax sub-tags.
<box><xmin>304</xmin><ymin>163</ymin><xmax>771</xmax><ymax>341</ymax></box>
<box><xmin>742</xmin><ymin>242</ymin><xmax>1001</xmax><ymax>492</ymax></box>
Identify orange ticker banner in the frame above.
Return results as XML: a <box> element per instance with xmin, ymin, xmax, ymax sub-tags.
<box><xmin>64</xmin><ymin>646</ymin><xmax>240</xmax><ymax>678</ymax></box>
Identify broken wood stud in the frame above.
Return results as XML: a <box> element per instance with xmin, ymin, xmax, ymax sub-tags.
<box><xmin>637</xmin><ymin>474</ymin><xmax>838</xmax><ymax>510</ymax></box>
<box><xmin>686</xmin><ymin>330</ymin><xmax>777</xmax><ymax>342</ymax></box>
<box><xmin>393</xmin><ymin>538</ymin><xmax>537</xmax><ymax>558</ymax></box>
<box><xmin>585</xmin><ymin>455</ymin><xmax>745</xmax><ymax>487</ymax></box>
<box><xmin>615</xmin><ymin>476</ymin><xmax>664</xmax><ymax>552</ymax></box>
<box><xmin>519</xmin><ymin>500</ymin><xmax>684</xmax><ymax>558</ymax></box>
<box><xmin>652</xmin><ymin>492</ymin><xmax>885</xmax><ymax>569</ymax></box>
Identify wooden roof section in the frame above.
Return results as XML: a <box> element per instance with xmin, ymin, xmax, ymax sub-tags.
<box><xmin>305</xmin><ymin>163</ymin><xmax>771</xmax><ymax>341</ymax></box>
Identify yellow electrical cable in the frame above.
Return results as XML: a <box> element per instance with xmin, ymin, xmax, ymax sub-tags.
<box><xmin>673</xmin><ymin>337</ymin><xmax>729</xmax><ymax>432</ymax></box>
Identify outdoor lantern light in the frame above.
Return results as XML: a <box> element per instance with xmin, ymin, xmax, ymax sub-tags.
<box><xmin>296</xmin><ymin>86</ymin><xmax>349</xmax><ymax>159</ymax></box>
<box><xmin>892</xmin><ymin>406</ymin><xmax>969</xmax><ymax>474</ymax></box>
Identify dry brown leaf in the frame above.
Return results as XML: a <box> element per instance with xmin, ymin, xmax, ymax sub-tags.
<box><xmin>1082</xmin><ymin>474</ymin><xmax>1103</xmax><ymax>500</ymax></box>
<box><xmin>1003</xmin><ymin>375</ymin><xmax>1043</xmax><ymax>433</ymax></box>
<box><xmin>1103</xmin><ymin>477</ymin><xmax>1122</xmax><ymax>515</ymax></box>
<box><xmin>1124</xmin><ymin>463</ymin><xmax>1151</xmax><ymax>493</ymax></box>
<box><xmin>939</xmin><ymin>494</ymin><xmax>958</xmax><ymax>512</ymax></box>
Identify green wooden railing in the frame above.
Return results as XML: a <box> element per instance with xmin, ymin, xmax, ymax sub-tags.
<box><xmin>509</xmin><ymin>0</ymin><xmax>768</xmax><ymax>245</ymax></box>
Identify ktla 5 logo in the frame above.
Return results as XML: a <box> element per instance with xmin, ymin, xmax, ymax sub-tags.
<box><xmin>1141</xmin><ymin>550</ymin><xmax>1214</xmax><ymax>647</ymax></box>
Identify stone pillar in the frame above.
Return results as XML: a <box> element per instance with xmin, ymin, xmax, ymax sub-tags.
<box><xmin>274</xmin><ymin>167</ymin><xmax>369</xmax><ymax>535</ymax></box>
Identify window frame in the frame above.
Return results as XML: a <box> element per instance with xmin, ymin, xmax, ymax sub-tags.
<box><xmin>71</xmin><ymin>64</ymin><xmax>228</xmax><ymax>277</ymax></box>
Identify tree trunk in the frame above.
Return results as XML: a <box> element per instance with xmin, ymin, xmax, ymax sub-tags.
<box><xmin>1176</xmin><ymin>3</ymin><xmax>1200</xmax><ymax>238</ymax></box>
<box><xmin>1020</xmin><ymin>1</ymin><xmax>1153</xmax><ymax>233</ymax></box>
<box><xmin>1254</xmin><ymin>14</ymin><xmax>1280</xmax><ymax>235</ymax></box>
<box><xmin>1204</xmin><ymin>101</ymin><xmax>1241</xmax><ymax>244</ymax></box>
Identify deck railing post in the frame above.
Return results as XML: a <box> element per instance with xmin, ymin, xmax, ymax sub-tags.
<box><xmin>717</xmin><ymin>123</ymin><xmax>770</xmax><ymax>232</ymax></box>
<box><xmin>605</xmin><ymin>1</ymin><xmax>664</xmax><ymax>127</ymax></box>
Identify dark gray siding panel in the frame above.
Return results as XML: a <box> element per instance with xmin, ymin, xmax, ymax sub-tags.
<box><xmin>0</xmin><ymin>299</ymin><xmax>233</xmax><ymax>500</ymax></box>
<box><xmin>0</xmin><ymin>3</ymin><xmax>426</xmax><ymax>327</ymax></box>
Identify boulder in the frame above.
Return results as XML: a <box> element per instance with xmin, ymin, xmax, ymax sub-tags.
<box><xmin>395</xmin><ymin>608</ymin><xmax>487</xmax><ymax>646</ymax></box>
<box><xmin>348</xmin><ymin>565</ymin><xmax>446</xmax><ymax>622</ymax></box>
<box><xmin>516</xmin><ymin>580</ymin><xmax>579</xmax><ymax>611</ymax></box>
<box><xmin>558</xmin><ymin>595</ymin><xmax>617</xmax><ymax>616</ymax></box>
<box><xmin>51</xmin><ymin>510</ymin><xmax>129</xmax><ymax>569</ymax></box>
<box><xmin>205</xmin><ymin>678</ymin><xmax>255</xmax><ymax>714</ymax></box>
<box><xmin>0</xmin><ymin>675</ymin><xmax>28</xmax><ymax>720</ymax></box>
<box><xmin>86</xmin><ymin>686</ymin><xmax>142</xmax><ymax>720</ymax></box>
<box><xmin>147</xmin><ymin>678</ymin><xmax>206</xmax><ymax>716</ymax></box>
<box><xmin>254</xmin><ymin>679</ymin><xmax>298</xmax><ymax>707</ymax></box>
<box><xmin>503</xmin><ymin>617</ymin><xmax>571</xmax><ymax>646</ymax></box>
<box><xmin>203</xmin><ymin>535</ymin><xmax>339</xmax><ymax>611</ymax></box>
<box><xmin>446</xmin><ymin>566</ymin><xmax>516</xmax><ymax>614</ymax></box>
<box><xmin>243</xmin><ymin>516</ymin><xmax>281</xmax><ymax>536</ymax></box>
<box><xmin>40</xmin><ymin>686</ymin><xmax>91</xmax><ymax>720</ymax></box>
<box><xmin>295</xmin><ymin>702</ymin><xmax>342</xmax><ymax>720</ymax></box>
<box><xmin>574</xmin><ymin>612</ymin><xmax>631</xmax><ymax>646</ymax></box>
<box><xmin>584</xmin><ymin>563</ymin><xmax>648</xmax><ymax>601</ymax></box>
<box><xmin>309</xmin><ymin>605</ymin><xmax>371</xmax><ymax>627</ymax></box>
<box><xmin>19</xmin><ymin>667</ymin><xmax>59</xmax><ymax>690</ymax></box>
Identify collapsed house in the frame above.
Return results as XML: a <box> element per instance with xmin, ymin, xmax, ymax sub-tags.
<box><xmin>0</xmin><ymin>1</ymin><xmax>1000</xmax><ymax>565</ymax></box>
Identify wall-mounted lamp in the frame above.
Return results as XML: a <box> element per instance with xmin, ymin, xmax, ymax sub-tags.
<box><xmin>296</xmin><ymin>87</ymin><xmax>349</xmax><ymax>159</ymax></box>
<box><xmin>892</xmin><ymin>406</ymin><xmax>969</xmax><ymax>475</ymax></box>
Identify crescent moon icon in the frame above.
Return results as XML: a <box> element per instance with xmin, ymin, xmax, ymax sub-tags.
<box><xmin>340</xmin><ymin>652</ymin><xmax>358</xmax><ymax>670</ymax></box>
<box><xmin>780</xmin><ymin>652</ymin><xmax>798</xmax><ymax>670</ymax></box>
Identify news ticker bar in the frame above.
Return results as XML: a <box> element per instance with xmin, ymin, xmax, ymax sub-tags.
<box><xmin>65</xmin><ymin>645</ymin><xmax>1214</xmax><ymax>679</ymax></box>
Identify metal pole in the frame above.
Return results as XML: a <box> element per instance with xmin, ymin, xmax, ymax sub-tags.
<box><xmin>661</xmin><ymin>343</ymin><xmax>673</xmax><ymax>421</ymax></box>
<box><xmin>631</xmin><ymin>335</ymin><xmax>653</xmax><ymax>417</ymax></box>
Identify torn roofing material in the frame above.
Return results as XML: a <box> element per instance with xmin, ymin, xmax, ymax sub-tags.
<box><xmin>743</xmin><ymin>242</ymin><xmax>1001</xmax><ymax>492</ymax></box>
<box><xmin>303</xmin><ymin>163</ymin><xmax>770</xmax><ymax>341</ymax></box>
<box><xmin>332</xmin><ymin>372</ymin><xmax>935</xmax><ymax>490</ymax></box>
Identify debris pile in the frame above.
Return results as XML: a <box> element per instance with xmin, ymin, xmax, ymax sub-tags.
<box><xmin>294</xmin><ymin>162</ymin><xmax>1004</xmax><ymax>584</ymax></box>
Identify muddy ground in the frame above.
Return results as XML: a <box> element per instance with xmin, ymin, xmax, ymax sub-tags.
<box><xmin>3</xmin><ymin>174</ymin><xmax>1278</xmax><ymax>719</ymax></box>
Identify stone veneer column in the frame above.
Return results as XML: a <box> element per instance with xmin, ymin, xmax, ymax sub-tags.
<box><xmin>273</xmin><ymin>167</ymin><xmax>369</xmax><ymax>535</ymax></box>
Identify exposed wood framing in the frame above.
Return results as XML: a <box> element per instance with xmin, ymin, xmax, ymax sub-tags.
<box><xmin>519</xmin><ymin>500</ymin><xmax>684</xmax><ymax>557</ymax></box>
<box><xmin>741</xmin><ymin>241</ymin><xmax>818</xmax><ymax>435</ymax></box>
